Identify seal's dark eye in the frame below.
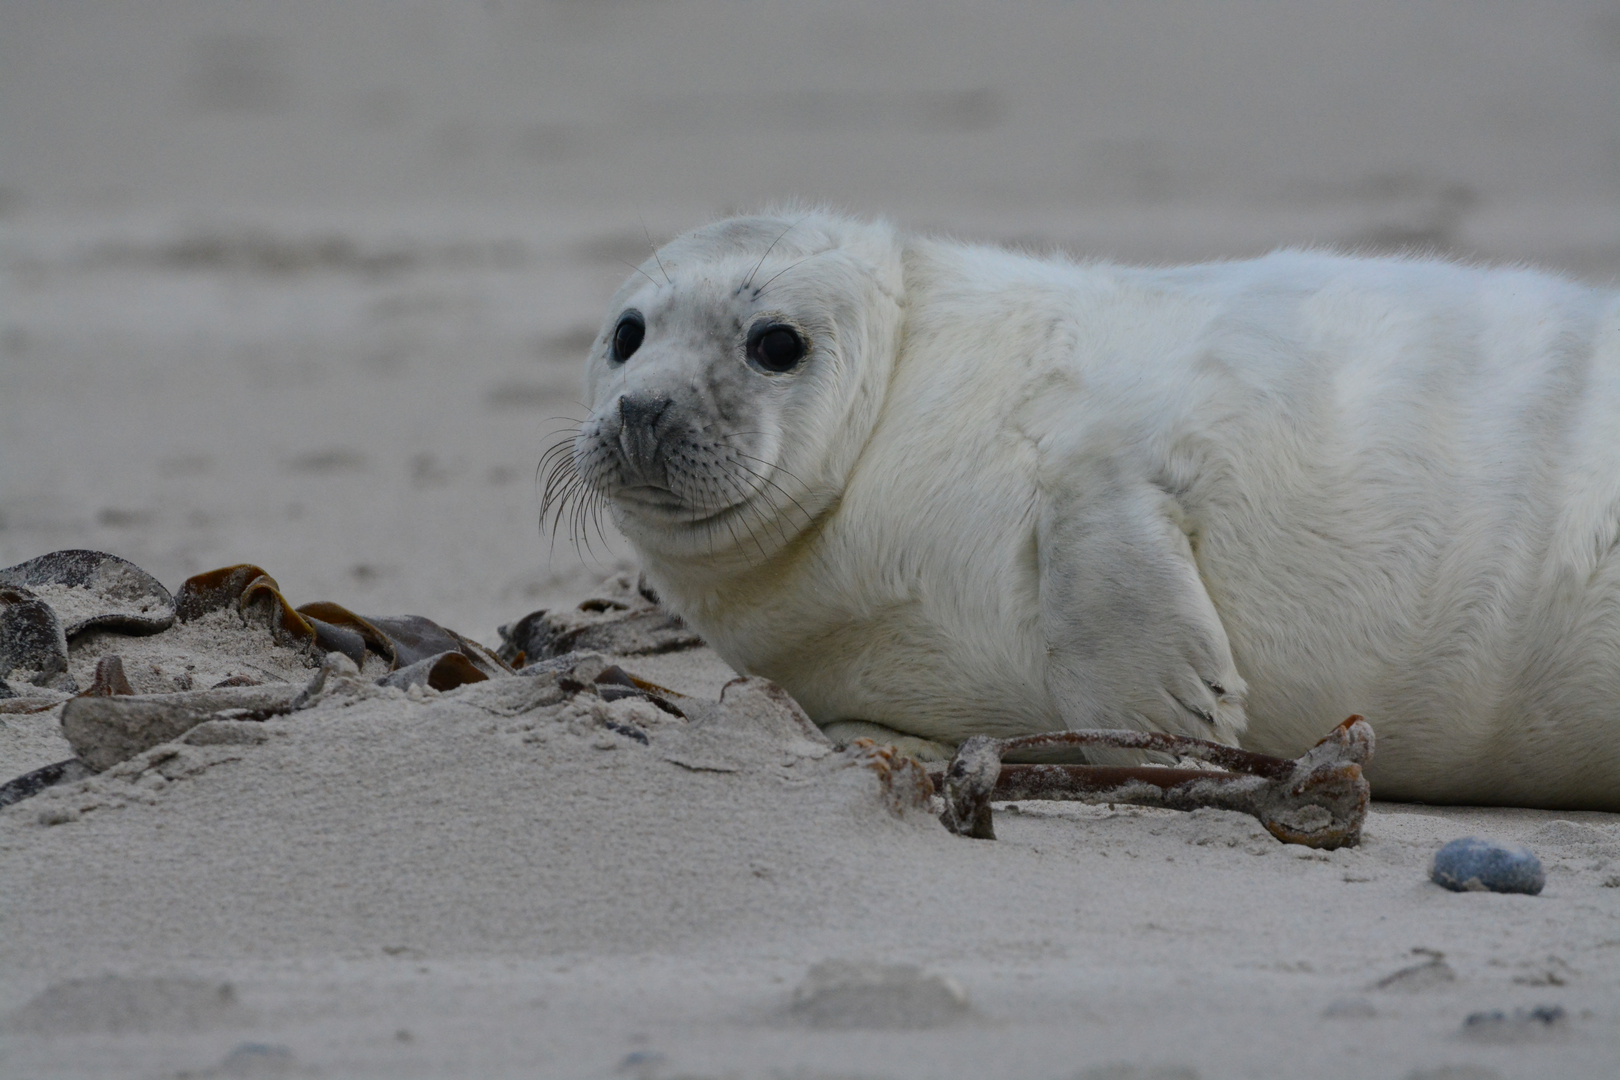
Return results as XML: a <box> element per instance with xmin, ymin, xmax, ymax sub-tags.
<box><xmin>611</xmin><ymin>312</ymin><xmax>644</xmax><ymax>364</ymax></box>
<box><xmin>746</xmin><ymin>323</ymin><xmax>807</xmax><ymax>373</ymax></box>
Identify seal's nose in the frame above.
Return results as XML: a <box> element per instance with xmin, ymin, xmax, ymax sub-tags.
<box><xmin>618</xmin><ymin>393</ymin><xmax>671</xmax><ymax>433</ymax></box>
<box><xmin>616</xmin><ymin>392</ymin><xmax>673</xmax><ymax>478</ymax></box>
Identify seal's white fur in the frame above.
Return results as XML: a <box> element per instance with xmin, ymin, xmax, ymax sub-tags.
<box><xmin>576</xmin><ymin>210</ymin><xmax>1620</xmax><ymax>810</ymax></box>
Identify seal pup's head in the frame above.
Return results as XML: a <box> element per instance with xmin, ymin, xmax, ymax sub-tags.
<box><xmin>567</xmin><ymin>210</ymin><xmax>905</xmax><ymax>585</ymax></box>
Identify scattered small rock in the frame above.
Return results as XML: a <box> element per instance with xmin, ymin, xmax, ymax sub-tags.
<box><xmin>177</xmin><ymin>1042</ymin><xmax>312</xmax><ymax>1078</ymax></box>
<box><xmin>616</xmin><ymin>1049</ymin><xmax>667</xmax><ymax>1078</ymax></box>
<box><xmin>1458</xmin><ymin>1004</ymin><xmax>1566</xmax><ymax>1043</ymax></box>
<box><xmin>1430</xmin><ymin>837</ymin><xmax>1545</xmax><ymax>895</ymax></box>
<box><xmin>84</xmin><ymin>654</ymin><xmax>136</xmax><ymax>696</ymax></box>
<box><xmin>213</xmin><ymin>1042</ymin><xmax>302</xmax><ymax>1077</ymax></box>
<box><xmin>789</xmin><ymin>960</ymin><xmax>970</xmax><ymax>1029</ymax></box>
<box><xmin>37</xmin><ymin>805</ymin><xmax>79</xmax><ymax>826</ymax></box>
<box><xmin>1372</xmin><ymin>949</ymin><xmax>1456</xmax><ymax>992</ymax></box>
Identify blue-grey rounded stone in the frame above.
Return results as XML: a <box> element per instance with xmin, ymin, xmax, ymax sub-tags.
<box><xmin>1430</xmin><ymin>837</ymin><xmax>1544</xmax><ymax>895</ymax></box>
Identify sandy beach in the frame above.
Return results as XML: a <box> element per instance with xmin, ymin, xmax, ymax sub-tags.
<box><xmin>3</xmin><ymin>3</ymin><xmax>1619</xmax><ymax>1077</ymax></box>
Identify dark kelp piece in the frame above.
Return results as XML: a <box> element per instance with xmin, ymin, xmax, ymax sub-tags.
<box><xmin>362</xmin><ymin>614</ymin><xmax>512</xmax><ymax>678</ymax></box>
<box><xmin>363</xmin><ymin>613</ymin><xmax>463</xmax><ymax>666</ymax></box>
<box><xmin>294</xmin><ymin>602</ymin><xmax>397</xmax><ymax>667</ymax></box>
<box><xmin>376</xmin><ymin>650</ymin><xmax>489</xmax><ymax>692</ymax></box>
<box><xmin>932</xmin><ymin>716</ymin><xmax>1374</xmax><ymax>849</ymax></box>
<box><xmin>0</xmin><ymin>584</ymin><xmax>75</xmax><ymax>692</ymax></box>
<box><xmin>238</xmin><ymin>574</ymin><xmax>323</xmax><ymax>654</ymax></box>
<box><xmin>300</xmin><ymin>617</ymin><xmax>368</xmax><ymax>666</ymax></box>
<box><xmin>0</xmin><ymin>549</ymin><xmax>175</xmax><ymax>638</ymax></box>
<box><xmin>494</xmin><ymin>609</ymin><xmax>548</xmax><ymax>667</ymax></box>
<box><xmin>174</xmin><ymin>565</ymin><xmax>275</xmax><ymax>623</ymax></box>
<box><xmin>176</xmin><ymin>564</ymin><xmax>508</xmax><ymax>675</ymax></box>
<box><xmin>592</xmin><ymin>664</ymin><xmax>686</xmax><ymax>718</ymax></box>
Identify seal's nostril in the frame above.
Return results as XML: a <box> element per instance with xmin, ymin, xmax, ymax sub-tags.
<box><xmin>618</xmin><ymin>394</ymin><xmax>672</xmax><ymax>432</ymax></box>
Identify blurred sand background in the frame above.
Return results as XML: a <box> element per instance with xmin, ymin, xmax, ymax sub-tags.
<box><xmin>3</xmin><ymin>0</ymin><xmax>1618</xmax><ymax>641</ymax></box>
<box><xmin>3</xmin><ymin>4</ymin><xmax>1620</xmax><ymax>1079</ymax></box>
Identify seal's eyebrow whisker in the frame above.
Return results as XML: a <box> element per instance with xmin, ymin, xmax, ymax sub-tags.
<box><xmin>638</xmin><ymin>213</ymin><xmax>672</xmax><ymax>286</ymax></box>
<box><xmin>744</xmin><ymin>216</ymin><xmax>809</xmax><ymax>290</ymax></box>
<box><xmin>751</xmin><ymin>249</ymin><xmax>830</xmax><ymax>298</ymax></box>
<box><xmin>614</xmin><ymin>255</ymin><xmax>662</xmax><ymax>290</ymax></box>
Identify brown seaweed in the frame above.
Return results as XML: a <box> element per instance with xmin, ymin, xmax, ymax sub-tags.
<box><xmin>172</xmin><ymin>564</ymin><xmax>510</xmax><ymax>678</ymax></box>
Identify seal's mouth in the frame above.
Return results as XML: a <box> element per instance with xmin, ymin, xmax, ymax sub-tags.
<box><xmin>611</xmin><ymin>484</ymin><xmax>687</xmax><ymax>512</ymax></box>
<box><xmin>608</xmin><ymin>481</ymin><xmax>758</xmax><ymax>527</ymax></box>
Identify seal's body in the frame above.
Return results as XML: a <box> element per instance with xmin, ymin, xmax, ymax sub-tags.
<box><xmin>571</xmin><ymin>211</ymin><xmax>1620</xmax><ymax>809</ymax></box>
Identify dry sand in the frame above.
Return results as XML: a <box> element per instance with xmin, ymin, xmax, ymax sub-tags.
<box><xmin>3</xmin><ymin>2</ymin><xmax>1619</xmax><ymax>1077</ymax></box>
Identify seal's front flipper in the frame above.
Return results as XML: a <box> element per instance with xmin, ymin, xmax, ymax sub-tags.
<box><xmin>819</xmin><ymin>720</ymin><xmax>957</xmax><ymax>763</ymax></box>
<box><xmin>1038</xmin><ymin>464</ymin><xmax>1247</xmax><ymax>746</ymax></box>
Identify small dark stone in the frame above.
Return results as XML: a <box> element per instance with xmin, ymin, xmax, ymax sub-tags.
<box><xmin>603</xmin><ymin>720</ymin><xmax>651</xmax><ymax>745</ymax></box>
<box><xmin>0</xmin><ymin>758</ymin><xmax>93</xmax><ymax>809</ymax></box>
<box><xmin>1460</xmin><ymin>1004</ymin><xmax>1566</xmax><ymax>1042</ymax></box>
<box><xmin>210</xmin><ymin>675</ymin><xmax>262</xmax><ymax>688</ymax></box>
<box><xmin>85</xmin><ymin>655</ymin><xmax>136</xmax><ymax>697</ymax></box>
<box><xmin>216</xmin><ymin>1041</ymin><xmax>298</xmax><ymax>1075</ymax></box>
<box><xmin>0</xmin><ymin>584</ymin><xmax>74</xmax><ymax>691</ymax></box>
<box><xmin>1431</xmin><ymin>837</ymin><xmax>1545</xmax><ymax>895</ymax></box>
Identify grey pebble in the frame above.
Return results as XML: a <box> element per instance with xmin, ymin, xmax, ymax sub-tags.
<box><xmin>1430</xmin><ymin>837</ymin><xmax>1544</xmax><ymax>895</ymax></box>
<box><xmin>789</xmin><ymin>960</ymin><xmax>971</xmax><ymax>1030</ymax></box>
<box><xmin>1459</xmin><ymin>1004</ymin><xmax>1566</xmax><ymax>1043</ymax></box>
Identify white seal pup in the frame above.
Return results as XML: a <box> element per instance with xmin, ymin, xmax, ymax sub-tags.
<box><xmin>562</xmin><ymin>209</ymin><xmax>1620</xmax><ymax>811</ymax></box>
